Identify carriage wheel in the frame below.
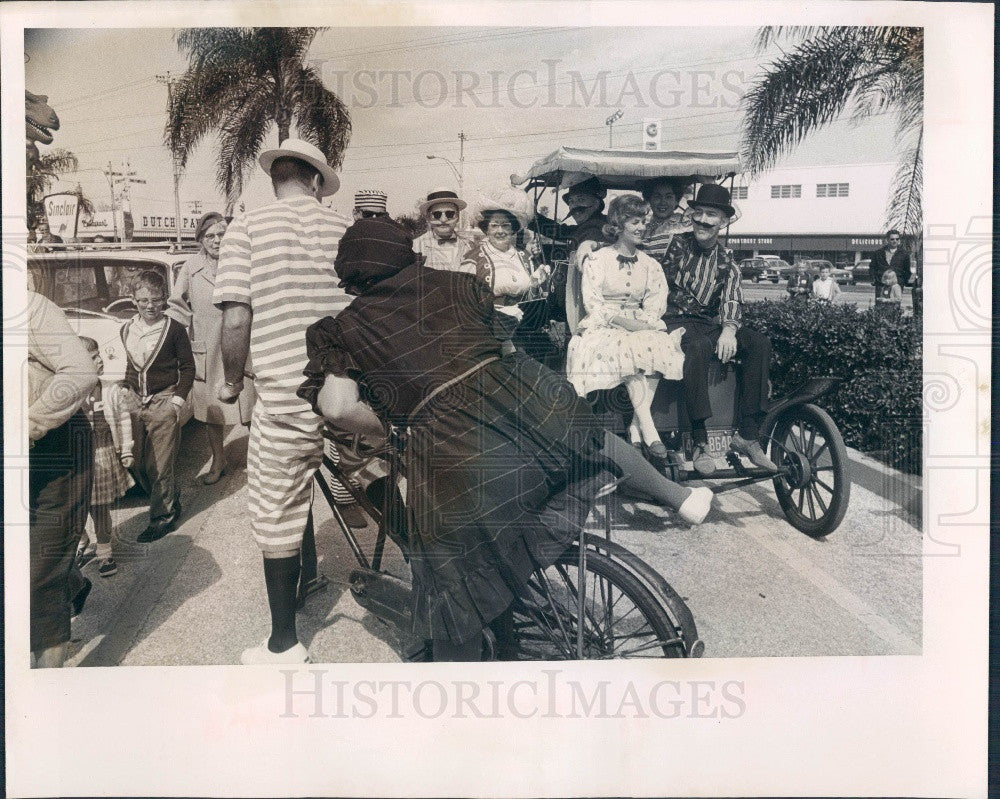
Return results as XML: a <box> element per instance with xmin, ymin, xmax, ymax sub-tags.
<box><xmin>505</xmin><ymin>547</ymin><xmax>695</xmax><ymax>659</ymax></box>
<box><xmin>768</xmin><ymin>403</ymin><xmax>850</xmax><ymax>537</ymax></box>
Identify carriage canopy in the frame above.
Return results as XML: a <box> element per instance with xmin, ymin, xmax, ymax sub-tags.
<box><xmin>511</xmin><ymin>146</ymin><xmax>742</xmax><ymax>191</ymax></box>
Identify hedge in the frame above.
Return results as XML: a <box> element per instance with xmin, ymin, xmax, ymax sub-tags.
<box><xmin>741</xmin><ymin>300</ymin><xmax>922</xmax><ymax>475</ymax></box>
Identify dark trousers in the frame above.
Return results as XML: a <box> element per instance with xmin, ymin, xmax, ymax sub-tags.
<box><xmin>126</xmin><ymin>390</ymin><xmax>181</xmax><ymax>527</ymax></box>
<box><xmin>30</xmin><ymin>411</ymin><xmax>93</xmax><ymax>651</ymax></box>
<box><xmin>665</xmin><ymin>317</ymin><xmax>771</xmax><ymax>433</ymax></box>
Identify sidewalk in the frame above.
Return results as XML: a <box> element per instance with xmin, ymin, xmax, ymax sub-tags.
<box><xmin>66</xmin><ymin>421</ymin><xmax>923</xmax><ymax>666</ymax></box>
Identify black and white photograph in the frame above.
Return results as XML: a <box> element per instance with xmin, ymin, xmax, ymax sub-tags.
<box><xmin>3</xmin><ymin>2</ymin><xmax>991</xmax><ymax>797</ymax></box>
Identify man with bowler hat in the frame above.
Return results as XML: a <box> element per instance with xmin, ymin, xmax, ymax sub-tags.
<box><xmin>658</xmin><ymin>183</ymin><xmax>776</xmax><ymax>476</ymax></box>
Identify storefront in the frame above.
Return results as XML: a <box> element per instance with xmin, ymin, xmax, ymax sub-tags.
<box><xmin>724</xmin><ymin>233</ymin><xmax>889</xmax><ymax>265</ymax></box>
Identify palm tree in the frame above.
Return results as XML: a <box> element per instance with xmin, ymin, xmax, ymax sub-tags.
<box><xmin>741</xmin><ymin>27</ymin><xmax>923</xmax><ymax>237</ymax></box>
<box><xmin>165</xmin><ymin>27</ymin><xmax>351</xmax><ymax>213</ymax></box>
<box><xmin>26</xmin><ymin>147</ymin><xmax>79</xmax><ymax>228</ymax></box>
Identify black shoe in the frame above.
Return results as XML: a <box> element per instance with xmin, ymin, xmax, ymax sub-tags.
<box><xmin>98</xmin><ymin>557</ymin><xmax>118</xmax><ymax>578</ymax></box>
<box><xmin>137</xmin><ymin>521</ymin><xmax>175</xmax><ymax>543</ymax></box>
<box><xmin>71</xmin><ymin>578</ymin><xmax>93</xmax><ymax>618</ymax></box>
<box><xmin>76</xmin><ymin>545</ymin><xmax>96</xmax><ymax>569</ymax></box>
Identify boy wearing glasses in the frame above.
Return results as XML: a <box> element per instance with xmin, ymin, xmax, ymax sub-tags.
<box><xmin>413</xmin><ymin>188</ymin><xmax>474</xmax><ymax>272</ymax></box>
<box><xmin>121</xmin><ymin>270</ymin><xmax>194</xmax><ymax>542</ymax></box>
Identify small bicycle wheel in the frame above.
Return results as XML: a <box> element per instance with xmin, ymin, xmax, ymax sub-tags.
<box><xmin>506</xmin><ymin>546</ymin><xmax>692</xmax><ymax>659</ymax></box>
<box><xmin>768</xmin><ymin>402</ymin><xmax>851</xmax><ymax>537</ymax></box>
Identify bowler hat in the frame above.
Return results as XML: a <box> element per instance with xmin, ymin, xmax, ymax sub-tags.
<box><xmin>688</xmin><ymin>184</ymin><xmax>735</xmax><ymax>218</ymax></box>
<box><xmin>562</xmin><ymin>176</ymin><xmax>607</xmax><ymax>203</ymax></box>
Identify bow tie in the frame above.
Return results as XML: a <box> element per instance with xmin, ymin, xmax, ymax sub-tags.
<box><xmin>617</xmin><ymin>254</ymin><xmax>638</xmax><ymax>267</ymax></box>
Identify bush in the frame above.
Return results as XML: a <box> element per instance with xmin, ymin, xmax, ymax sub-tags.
<box><xmin>742</xmin><ymin>300</ymin><xmax>922</xmax><ymax>474</ymax></box>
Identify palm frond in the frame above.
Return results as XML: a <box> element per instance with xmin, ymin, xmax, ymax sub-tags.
<box><xmin>886</xmin><ymin>129</ymin><xmax>922</xmax><ymax>238</ymax></box>
<box><xmin>291</xmin><ymin>68</ymin><xmax>352</xmax><ymax>168</ymax></box>
<box><xmin>175</xmin><ymin>28</ymin><xmax>254</xmax><ymax>71</ymax></box>
<box><xmin>165</xmin><ymin>62</ymin><xmax>256</xmax><ymax>168</ymax></box>
<box><xmin>215</xmin><ymin>90</ymin><xmax>273</xmax><ymax>211</ymax></box>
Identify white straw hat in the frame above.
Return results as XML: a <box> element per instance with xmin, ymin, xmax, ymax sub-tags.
<box><xmin>259</xmin><ymin>138</ymin><xmax>340</xmax><ymax>197</ymax></box>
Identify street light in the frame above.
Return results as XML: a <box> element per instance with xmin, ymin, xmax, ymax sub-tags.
<box><xmin>426</xmin><ymin>154</ymin><xmax>465</xmax><ymax>225</ymax></box>
<box><xmin>605</xmin><ymin>109</ymin><xmax>624</xmax><ymax>148</ymax></box>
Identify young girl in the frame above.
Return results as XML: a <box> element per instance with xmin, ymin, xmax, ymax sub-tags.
<box><xmin>875</xmin><ymin>268</ymin><xmax>903</xmax><ymax>312</ymax></box>
<box><xmin>566</xmin><ymin>193</ymin><xmax>686</xmax><ymax>463</ymax></box>
<box><xmin>79</xmin><ymin>337</ymin><xmax>135</xmax><ymax>577</ymax></box>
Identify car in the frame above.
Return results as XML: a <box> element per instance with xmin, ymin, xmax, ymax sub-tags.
<box><xmin>27</xmin><ymin>245</ymin><xmax>194</xmax><ymax>421</ymax></box>
<box><xmin>850</xmin><ymin>258</ymin><xmax>873</xmax><ymax>285</ymax></box>
<box><xmin>760</xmin><ymin>257</ymin><xmax>794</xmax><ymax>283</ymax></box>
<box><xmin>738</xmin><ymin>257</ymin><xmax>769</xmax><ymax>282</ymax></box>
<box><xmin>799</xmin><ymin>259</ymin><xmax>851</xmax><ymax>285</ymax></box>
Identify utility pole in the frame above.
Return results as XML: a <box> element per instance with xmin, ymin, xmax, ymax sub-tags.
<box><xmin>103</xmin><ymin>161</ymin><xmax>119</xmax><ymax>242</ymax></box>
<box><xmin>458</xmin><ymin>131</ymin><xmax>466</xmax><ymax>227</ymax></box>
<box><xmin>156</xmin><ymin>71</ymin><xmax>183</xmax><ymax>245</ymax></box>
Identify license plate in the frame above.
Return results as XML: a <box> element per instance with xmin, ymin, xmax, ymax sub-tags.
<box><xmin>680</xmin><ymin>431</ymin><xmax>733</xmax><ymax>459</ymax></box>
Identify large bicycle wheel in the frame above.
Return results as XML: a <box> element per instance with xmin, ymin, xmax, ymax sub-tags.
<box><xmin>768</xmin><ymin>402</ymin><xmax>850</xmax><ymax>537</ymax></box>
<box><xmin>506</xmin><ymin>546</ymin><xmax>692</xmax><ymax>659</ymax></box>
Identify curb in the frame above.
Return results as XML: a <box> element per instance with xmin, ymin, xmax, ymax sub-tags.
<box><xmin>846</xmin><ymin>447</ymin><xmax>921</xmax><ymax>520</ymax></box>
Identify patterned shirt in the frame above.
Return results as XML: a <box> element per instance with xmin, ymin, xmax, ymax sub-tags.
<box><xmin>413</xmin><ymin>230</ymin><xmax>477</xmax><ymax>273</ymax></box>
<box><xmin>659</xmin><ymin>232</ymin><xmax>743</xmax><ymax>329</ymax></box>
<box><xmin>214</xmin><ymin>194</ymin><xmax>350</xmax><ymax>414</ymax></box>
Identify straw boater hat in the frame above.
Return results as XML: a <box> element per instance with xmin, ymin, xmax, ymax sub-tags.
<box><xmin>354</xmin><ymin>189</ymin><xmax>388</xmax><ymax>214</ymax></box>
<box><xmin>418</xmin><ymin>187</ymin><xmax>467</xmax><ymax>215</ymax></box>
<box><xmin>258</xmin><ymin>138</ymin><xmax>340</xmax><ymax>197</ymax></box>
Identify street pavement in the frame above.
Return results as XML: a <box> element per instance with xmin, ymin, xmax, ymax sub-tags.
<box><xmin>66</xmin><ymin>412</ymin><xmax>921</xmax><ymax>666</ymax></box>
<box><xmin>742</xmin><ymin>279</ymin><xmax>916</xmax><ymax>311</ymax></box>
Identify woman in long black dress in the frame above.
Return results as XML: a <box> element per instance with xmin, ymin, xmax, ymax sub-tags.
<box><xmin>298</xmin><ymin>219</ymin><xmax>712</xmax><ymax>661</ymax></box>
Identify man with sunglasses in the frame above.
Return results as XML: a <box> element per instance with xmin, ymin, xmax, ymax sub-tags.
<box><xmin>352</xmin><ymin>189</ymin><xmax>391</xmax><ymax>221</ymax></box>
<box><xmin>413</xmin><ymin>188</ymin><xmax>474</xmax><ymax>272</ymax></box>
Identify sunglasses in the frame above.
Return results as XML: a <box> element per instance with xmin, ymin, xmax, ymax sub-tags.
<box><xmin>430</xmin><ymin>209</ymin><xmax>458</xmax><ymax>221</ymax></box>
<box><xmin>360</xmin><ymin>210</ymin><xmax>382</xmax><ymax>219</ymax></box>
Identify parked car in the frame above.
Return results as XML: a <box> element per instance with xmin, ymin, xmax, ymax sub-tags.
<box><xmin>738</xmin><ymin>257</ymin><xmax>769</xmax><ymax>282</ymax></box>
<box><xmin>799</xmin><ymin>259</ymin><xmax>851</xmax><ymax>285</ymax></box>
<box><xmin>850</xmin><ymin>258</ymin><xmax>873</xmax><ymax>285</ymax></box>
<box><xmin>760</xmin><ymin>257</ymin><xmax>794</xmax><ymax>283</ymax></box>
<box><xmin>27</xmin><ymin>246</ymin><xmax>193</xmax><ymax>421</ymax></box>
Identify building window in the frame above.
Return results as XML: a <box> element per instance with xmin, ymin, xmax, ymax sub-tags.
<box><xmin>770</xmin><ymin>184</ymin><xmax>801</xmax><ymax>199</ymax></box>
<box><xmin>731</xmin><ymin>186</ymin><xmax>748</xmax><ymax>200</ymax></box>
<box><xmin>816</xmin><ymin>182</ymin><xmax>849</xmax><ymax>197</ymax></box>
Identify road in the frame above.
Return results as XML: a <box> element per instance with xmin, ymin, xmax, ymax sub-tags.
<box><xmin>742</xmin><ymin>278</ymin><xmax>916</xmax><ymax>311</ymax></box>
<box><xmin>65</xmin><ymin>417</ymin><xmax>921</xmax><ymax>665</ymax></box>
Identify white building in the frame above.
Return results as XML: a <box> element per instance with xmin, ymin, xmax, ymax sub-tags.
<box><xmin>724</xmin><ymin>162</ymin><xmax>899</xmax><ymax>264</ymax></box>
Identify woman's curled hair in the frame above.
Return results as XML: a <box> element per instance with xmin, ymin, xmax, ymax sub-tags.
<box><xmin>602</xmin><ymin>193</ymin><xmax>650</xmax><ymax>241</ymax></box>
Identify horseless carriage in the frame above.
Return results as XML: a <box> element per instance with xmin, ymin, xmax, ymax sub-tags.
<box><xmin>310</xmin><ymin>147</ymin><xmax>850</xmax><ymax>662</ymax></box>
<box><xmin>513</xmin><ymin>146</ymin><xmax>851</xmax><ymax>539</ymax></box>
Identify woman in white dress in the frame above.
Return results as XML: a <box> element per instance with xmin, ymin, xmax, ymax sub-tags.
<box><xmin>567</xmin><ymin>194</ymin><xmax>685</xmax><ymax>462</ymax></box>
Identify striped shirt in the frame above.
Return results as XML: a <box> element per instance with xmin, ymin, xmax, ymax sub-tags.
<box><xmin>660</xmin><ymin>231</ymin><xmax>743</xmax><ymax>329</ymax></box>
<box><xmin>214</xmin><ymin>194</ymin><xmax>350</xmax><ymax>414</ymax></box>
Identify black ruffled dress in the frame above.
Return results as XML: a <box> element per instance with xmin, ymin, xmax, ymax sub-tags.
<box><xmin>299</xmin><ymin>264</ymin><xmax>611</xmax><ymax>645</ymax></box>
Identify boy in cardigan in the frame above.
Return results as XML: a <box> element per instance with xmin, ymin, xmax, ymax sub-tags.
<box><xmin>121</xmin><ymin>270</ymin><xmax>194</xmax><ymax>542</ymax></box>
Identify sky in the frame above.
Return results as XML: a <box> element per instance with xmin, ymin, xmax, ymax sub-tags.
<box><xmin>25</xmin><ymin>26</ymin><xmax>903</xmax><ymax>221</ymax></box>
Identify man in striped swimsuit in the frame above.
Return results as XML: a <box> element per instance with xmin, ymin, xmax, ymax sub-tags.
<box><xmin>214</xmin><ymin>139</ymin><xmax>349</xmax><ymax>664</ymax></box>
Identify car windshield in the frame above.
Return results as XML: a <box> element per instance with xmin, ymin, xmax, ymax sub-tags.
<box><xmin>28</xmin><ymin>257</ymin><xmax>171</xmax><ymax>320</ymax></box>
